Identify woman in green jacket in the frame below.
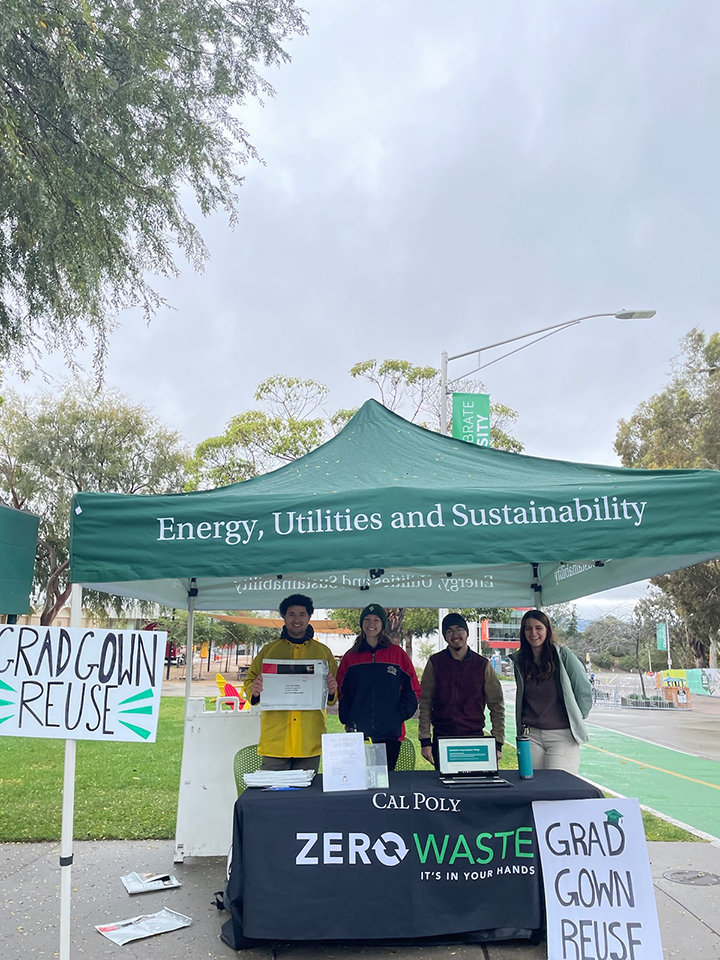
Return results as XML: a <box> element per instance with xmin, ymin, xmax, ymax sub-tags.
<box><xmin>510</xmin><ymin>609</ymin><xmax>592</xmax><ymax>774</ymax></box>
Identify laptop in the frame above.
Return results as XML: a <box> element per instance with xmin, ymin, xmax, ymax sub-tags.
<box><xmin>437</xmin><ymin>737</ymin><xmax>511</xmax><ymax>788</ymax></box>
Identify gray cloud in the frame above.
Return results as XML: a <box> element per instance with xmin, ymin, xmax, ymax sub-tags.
<box><xmin>8</xmin><ymin>0</ymin><xmax>719</xmax><ymax>471</ymax></box>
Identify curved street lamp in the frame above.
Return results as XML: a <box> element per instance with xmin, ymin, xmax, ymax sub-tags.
<box><xmin>439</xmin><ymin>309</ymin><xmax>657</xmax><ymax>434</ymax></box>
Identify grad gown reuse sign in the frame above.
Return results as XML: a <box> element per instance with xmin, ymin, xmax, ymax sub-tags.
<box><xmin>0</xmin><ymin>626</ymin><xmax>166</xmax><ymax>743</ymax></box>
<box><xmin>533</xmin><ymin>798</ymin><xmax>663</xmax><ymax>960</ymax></box>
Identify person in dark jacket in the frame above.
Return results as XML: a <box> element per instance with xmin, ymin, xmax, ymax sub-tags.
<box><xmin>418</xmin><ymin>612</ymin><xmax>505</xmax><ymax>769</ymax></box>
<box><xmin>337</xmin><ymin>604</ymin><xmax>421</xmax><ymax>770</ymax></box>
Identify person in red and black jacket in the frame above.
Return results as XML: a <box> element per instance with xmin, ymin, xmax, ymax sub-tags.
<box><xmin>337</xmin><ymin>604</ymin><xmax>421</xmax><ymax>771</ymax></box>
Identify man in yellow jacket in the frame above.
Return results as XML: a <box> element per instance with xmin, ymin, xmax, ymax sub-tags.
<box><xmin>244</xmin><ymin>594</ymin><xmax>338</xmax><ymax>771</ymax></box>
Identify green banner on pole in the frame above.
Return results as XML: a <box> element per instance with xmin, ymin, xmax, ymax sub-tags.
<box><xmin>656</xmin><ymin>623</ymin><xmax>667</xmax><ymax>651</ymax></box>
<box><xmin>452</xmin><ymin>393</ymin><xmax>491</xmax><ymax>447</ymax></box>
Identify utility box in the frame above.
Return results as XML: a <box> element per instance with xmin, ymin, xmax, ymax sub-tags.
<box><xmin>663</xmin><ymin>686</ymin><xmax>691</xmax><ymax>709</ymax></box>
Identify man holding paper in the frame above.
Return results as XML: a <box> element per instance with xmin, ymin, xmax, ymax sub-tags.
<box><xmin>244</xmin><ymin>594</ymin><xmax>338</xmax><ymax>771</ymax></box>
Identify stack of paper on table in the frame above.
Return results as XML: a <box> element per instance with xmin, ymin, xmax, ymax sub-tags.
<box><xmin>243</xmin><ymin>769</ymin><xmax>316</xmax><ymax>788</ymax></box>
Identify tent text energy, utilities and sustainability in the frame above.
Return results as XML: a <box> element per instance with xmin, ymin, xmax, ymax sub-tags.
<box><xmin>70</xmin><ymin>400</ymin><xmax>720</xmax><ymax>609</ymax></box>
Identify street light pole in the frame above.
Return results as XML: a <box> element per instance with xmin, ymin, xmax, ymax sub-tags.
<box><xmin>439</xmin><ymin>309</ymin><xmax>656</xmax><ymax>435</ymax></box>
<box><xmin>440</xmin><ymin>350</ymin><xmax>449</xmax><ymax>434</ymax></box>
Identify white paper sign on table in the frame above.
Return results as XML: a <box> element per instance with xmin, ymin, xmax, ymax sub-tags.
<box><xmin>260</xmin><ymin>659</ymin><xmax>328</xmax><ymax>710</ymax></box>
<box><xmin>321</xmin><ymin>732</ymin><xmax>367</xmax><ymax>792</ymax></box>
<box><xmin>532</xmin><ymin>797</ymin><xmax>663</xmax><ymax>960</ymax></box>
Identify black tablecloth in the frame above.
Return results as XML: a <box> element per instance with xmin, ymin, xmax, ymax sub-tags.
<box><xmin>221</xmin><ymin>769</ymin><xmax>602</xmax><ymax>949</ymax></box>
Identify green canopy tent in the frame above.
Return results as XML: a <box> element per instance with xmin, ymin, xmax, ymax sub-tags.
<box><xmin>68</xmin><ymin>399</ymin><xmax>720</xmax><ymax>861</ymax></box>
<box><xmin>70</xmin><ymin>399</ymin><xmax>720</xmax><ymax>610</ymax></box>
<box><xmin>0</xmin><ymin>503</ymin><xmax>39</xmax><ymax>616</ymax></box>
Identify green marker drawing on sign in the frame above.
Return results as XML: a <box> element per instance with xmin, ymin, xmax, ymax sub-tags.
<box><xmin>119</xmin><ymin>706</ymin><xmax>153</xmax><ymax>716</ymax></box>
<box><xmin>119</xmin><ymin>688</ymin><xmax>154</xmax><ymax>705</ymax></box>
<box><xmin>604</xmin><ymin>809</ymin><xmax>624</xmax><ymax>825</ymax></box>
<box><xmin>0</xmin><ymin>679</ymin><xmax>16</xmax><ymax>693</ymax></box>
<box><xmin>118</xmin><ymin>720</ymin><xmax>152</xmax><ymax>740</ymax></box>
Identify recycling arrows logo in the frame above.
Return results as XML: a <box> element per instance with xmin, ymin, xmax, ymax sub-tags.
<box><xmin>372</xmin><ymin>832</ymin><xmax>409</xmax><ymax>867</ymax></box>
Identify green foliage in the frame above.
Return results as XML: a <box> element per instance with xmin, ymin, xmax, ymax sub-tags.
<box><xmin>189</xmin><ymin>361</ymin><xmax>524</xmax><ymax>490</ymax></box>
<box><xmin>460</xmin><ymin>606</ymin><xmax>512</xmax><ymax>624</ymax></box>
<box><xmin>186</xmin><ymin>375</ymin><xmax>328</xmax><ymax>488</ymax></box>
<box><xmin>418</xmin><ymin>638</ymin><xmax>436</xmax><ymax>662</ymax></box>
<box><xmin>330</xmin><ymin>407</ymin><xmax>360</xmax><ymax>432</ymax></box>
<box><xmin>632</xmin><ymin>590</ymin><xmax>694</xmax><ymax>669</ymax></box>
<box><xmin>653</xmin><ymin>563</ymin><xmax>720</xmax><ymax>667</ymax></box>
<box><xmin>615</xmin><ymin>329</ymin><xmax>720</xmax><ymax>470</ymax></box>
<box><xmin>547</xmin><ymin>602</ymin><xmax>580</xmax><ymax>641</ymax></box>
<box><xmin>0</xmin><ymin>381</ymin><xmax>188</xmax><ymax>622</ymax></box>
<box><xmin>350</xmin><ymin>359</ymin><xmax>439</xmax><ymax>424</ymax></box>
<box><xmin>328</xmin><ymin>608</ymin><xmax>361</xmax><ymax>634</ymax></box>
<box><xmin>615</xmin><ymin>328</ymin><xmax>720</xmax><ymax>667</ymax></box>
<box><xmin>0</xmin><ymin>0</ymin><xmax>306</xmax><ymax>367</ymax></box>
<box><xmin>617</xmin><ymin>655</ymin><xmax>638</xmax><ymax>672</ymax></box>
<box><xmin>351</xmin><ymin>358</ymin><xmax>524</xmax><ymax>451</ymax></box>
<box><xmin>156</xmin><ymin>610</ymin><xmax>278</xmax><ymax>651</ymax></box>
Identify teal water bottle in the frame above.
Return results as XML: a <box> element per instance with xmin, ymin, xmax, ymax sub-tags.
<box><xmin>516</xmin><ymin>732</ymin><xmax>533</xmax><ymax>779</ymax></box>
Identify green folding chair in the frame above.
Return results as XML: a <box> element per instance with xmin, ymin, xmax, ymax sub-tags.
<box><xmin>233</xmin><ymin>744</ymin><xmax>262</xmax><ymax>795</ymax></box>
<box><xmin>395</xmin><ymin>738</ymin><xmax>416</xmax><ymax>771</ymax></box>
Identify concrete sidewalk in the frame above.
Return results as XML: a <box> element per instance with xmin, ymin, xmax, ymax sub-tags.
<box><xmin>1</xmin><ymin>839</ymin><xmax>718</xmax><ymax>959</ymax></box>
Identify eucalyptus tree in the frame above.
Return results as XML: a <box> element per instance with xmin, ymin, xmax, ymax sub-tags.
<box><xmin>615</xmin><ymin>328</ymin><xmax>720</xmax><ymax>667</ymax></box>
<box><xmin>0</xmin><ymin>0</ymin><xmax>306</xmax><ymax>369</ymax></box>
<box><xmin>0</xmin><ymin>382</ymin><xmax>188</xmax><ymax>623</ymax></box>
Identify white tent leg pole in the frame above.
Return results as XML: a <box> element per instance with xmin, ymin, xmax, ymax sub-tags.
<box><xmin>59</xmin><ymin>739</ymin><xmax>77</xmax><ymax>960</ymax></box>
<box><xmin>59</xmin><ymin>583</ymin><xmax>82</xmax><ymax>960</ymax></box>
<box><xmin>437</xmin><ymin>608</ymin><xmax>447</xmax><ymax>652</ymax></box>
<box><xmin>184</xmin><ymin>595</ymin><xmax>195</xmax><ymax>709</ymax></box>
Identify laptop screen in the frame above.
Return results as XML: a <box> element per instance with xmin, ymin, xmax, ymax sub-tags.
<box><xmin>437</xmin><ymin>737</ymin><xmax>498</xmax><ymax>775</ymax></box>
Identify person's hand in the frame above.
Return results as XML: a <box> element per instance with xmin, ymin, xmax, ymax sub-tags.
<box><xmin>251</xmin><ymin>675</ymin><xmax>263</xmax><ymax>697</ymax></box>
<box><xmin>327</xmin><ymin>674</ymin><xmax>338</xmax><ymax>696</ymax></box>
<box><xmin>496</xmin><ymin>749</ymin><xmax>503</xmax><ymax>761</ymax></box>
<box><xmin>421</xmin><ymin>745</ymin><xmax>434</xmax><ymax>765</ymax></box>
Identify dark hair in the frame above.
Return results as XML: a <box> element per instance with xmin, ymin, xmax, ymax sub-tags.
<box><xmin>350</xmin><ymin>629</ymin><xmax>393</xmax><ymax>653</ymax></box>
<box><xmin>279</xmin><ymin>594</ymin><xmax>314</xmax><ymax>617</ymax></box>
<box><xmin>518</xmin><ymin>609</ymin><xmax>557</xmax><ymax>681</ymax></box>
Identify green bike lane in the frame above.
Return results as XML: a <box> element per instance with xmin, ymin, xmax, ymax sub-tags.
<box><xmin>580</xmin><ymin>722</ymin><xmax>720</xmax><ymax>840</ymax></box>
<box><xmin>503</xmin><ymin>707</ymin><xmax>720</xmax><ymax>840</ymax></box>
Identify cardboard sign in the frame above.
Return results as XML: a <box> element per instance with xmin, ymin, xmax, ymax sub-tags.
<box><xmin>0</xmin><ymin>626</ymin><xmax>166</xmax><ymax>742</ymax></box>
<box><xmin>533</xmin><ymin>798</ymin><xmax>663</xmax><ymax>960</ymax></box>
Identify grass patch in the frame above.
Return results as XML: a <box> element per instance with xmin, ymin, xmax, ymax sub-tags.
<box><xmin>0</xmin><ymin>698</ymin><xmax>184</xmax><ymax>841</ymax></box>
<box><xmin>640</xmin><ymin>810</ymin><xmax>700</xmax><ymax>842</ymax></box>
<box><xmin>0</xmin><ymin>701</ymin><xmax>700</xmax><ymax>843</ymax></box>
<box><xmin>599</xmin><ymin>792</ymin><xmax>702</xmax><ymax>843</ymax></box>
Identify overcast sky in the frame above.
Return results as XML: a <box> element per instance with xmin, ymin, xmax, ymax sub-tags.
<box><xmin>8</xmin><ymin>1</ymin><xmax>720</xmax><ymax>619</ymax></box>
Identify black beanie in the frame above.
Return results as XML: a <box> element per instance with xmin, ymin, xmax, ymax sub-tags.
<box><xmin>442</xmin><ymin>612</ymin><xmax>468</xmax><ymax>636</ymax></box>
<box><xmin>360</xmin><ymin>603</ymin><xmax>388</xmax><ymax>632</ymax></box>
